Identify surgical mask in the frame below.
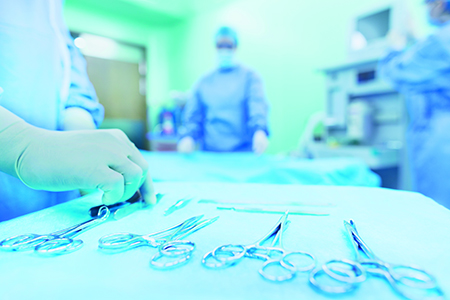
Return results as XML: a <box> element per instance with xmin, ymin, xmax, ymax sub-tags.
<box><xmin>217</xmin><ymin>49</ymin><xmax>236</xmax><ymax>69</ymax></box>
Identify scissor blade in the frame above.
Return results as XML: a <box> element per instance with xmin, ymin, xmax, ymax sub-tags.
<box><xmin>176</xmin><ymin>216</ymin><xmax>220</xmax><ymax>240</ymax></box>
<box><xmin>198</xmin><ymin>199</ymin><xmax>334</xmax><ymax>207</ymax></box>
<box><xmin>164</xmin><ymin>197</ymin><xmax>193</xmax><ymax>216</ymax></box>
<box><xmin>149</xmin><ymin>215</ymin><xmax>205</xmax><ymax>241</ymax></box>
<box><xmin>344</xmin><ymin>220</ymin><xmax>377</xmax><ymax>260</ymax></box>
<box><xmin>270</xmin><ymin>211</ymin><xmax>289</xmax><ymax>248</ymax></box>
<box><xmin>114</xmin><ymin>200</ymin><xmax>148</xmax><ymax>220</ymax></box>
<box><xmin>216</xmin><ymin>206</ymin><xmax>329</xmax><ymax>216</ymax></box>
<box><xmin>189</xmin><ymin>216</ymin><xmax>220</xmax><ymax>233</ymax></box>
<box><xmin>89</xmin><ymin>191</ymin><xmax>142</xmax><ymax>218</ymax></box>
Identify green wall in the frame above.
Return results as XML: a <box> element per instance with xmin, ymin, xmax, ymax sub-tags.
<box><xmin>64</xmin><ymin>0</ymin><xmax>431</xmax><ymax>153</ymax></box>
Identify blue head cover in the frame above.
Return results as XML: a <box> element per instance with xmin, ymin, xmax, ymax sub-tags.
<box><xmin>425</xmin><ymin>0</ymin><xmax>450</xmax><ymax>11</ymax></box>
<box><xmin>215</xmin><ymin>26</ymin><xmax>238</xmax><ymax>47</ymax></box>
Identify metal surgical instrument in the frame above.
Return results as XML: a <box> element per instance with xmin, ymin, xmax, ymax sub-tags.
<box><xmin>217</xmin><ymin>206</ymin><xmax>329</xmax><ymax>216</ymax></box>
<box><xmin>0</xmin><ymin>206</ymin><xmax>110</xmax><ymax>255</ymax></box>
<box><xmin>164</xmin><ymin>197</ymin><xmax>193</xmax><ymax>216</ymax></box>
<box><xmin>98</xmin><ymin>215</ymin><xmax>219</xmax><ymax>269</ymax></box>
<box><xmin>199</xmin><ymin>199</ymin><xmax>334</xmax><ymax>207</ymax></box>
<box><xmin>309</xmin><ymin>220</ymin><xmax>444</xmax><ymax>300</ymax></box>
<box><xmin>202</xmin><ymin>212</ymin><xmax>316</xmax><ymax>282</ymax></box>
<box><xmin>89</xmin><ymin>190</ymin><xmax>146</xmax><ymax>220</ymax></box>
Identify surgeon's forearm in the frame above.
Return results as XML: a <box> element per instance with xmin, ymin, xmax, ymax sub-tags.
<box><xmin>0</xmin><ymin>107</ymin><xmax>31</xmax><ymax>178</ymax></box>
<box><xmin>378</xmin><ymin>50</ymin><xmax>403</xmax><ymax>81</ymax></box>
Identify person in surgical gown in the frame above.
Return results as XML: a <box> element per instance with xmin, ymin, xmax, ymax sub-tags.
<box><xmin>379</xmin><ymin>0</ymin><xmax>450</xmax><ymax>208</ymax></box>
<box><xmin>178</xmin><ymin>27</ymin><xmax>270</xmax><ymax>154</ymax></box>
<box><xmin>0</xmin><ymin>0</ymin><xmax>154</xmax><ymax>221</ymax></box>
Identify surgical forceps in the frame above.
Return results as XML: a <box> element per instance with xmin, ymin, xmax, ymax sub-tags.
<box><xmin>89</xmin><ymin>190</ymin><xmax>145</xmax><ymax>219</ymax></box>
<box><xmin>98</xmin><ymin>215</ymin><xmax>219</xmax><ymax>269</ymax></box>
<box><xmin>164</xmin><ymin>197</ymin><xmax>193</xmax><ymax>216</ymax></box>
<box><xmin>309</xmin><ymin>220</ymin><xmax>444</xmax><ymax>300</ymax></box>
<box><xmin>202</xmin><ymin>212</ymin><xmax>316</xmax><ymax>282</ymax></box>
<box><xmin>0</xmin><ymin>206</ymin><xmax>110</xmax><ymax>255</ymax></box>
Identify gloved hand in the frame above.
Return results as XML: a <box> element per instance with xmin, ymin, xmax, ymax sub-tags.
<box><xmin>177</xmin><ymin>136</ymin><xmax>195</xmax><ymax>153</ymax></box>
<box><xmin>252</xmin><ymin>130</ymin><xmax>269</xmax><ymax>155</ymax></box>
<box><xmin>62</xmin><ymin>107</ymin><xmax>96</xmax><ymax>131</ymax></box>
<box><xmin>387</xmin><ymin>30</ymin><xmax>409</xmax><ymax>51</ymax></box>
<box><xmin>387</xmin><ymin>13</ymin><xmax>419</xmax><ymax>52</ymax></box>
<box><xmin>0</xmin><ymin>107</ymin><xmax>156</xmax><ymax>205</ymax></box>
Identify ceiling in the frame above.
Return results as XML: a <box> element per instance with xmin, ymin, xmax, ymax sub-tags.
<box><xmin>65</xmin><ymin>0</ymin><xmax>238</xmax><ymax>25</ymax></box>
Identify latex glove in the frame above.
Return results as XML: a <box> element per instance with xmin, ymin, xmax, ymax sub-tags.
<box><xmin>140</xmin><ymin>171</ymin><xmax>157</xmax><ymax>205</ymax></box>
<box><xmin>0</xmin><ymin>107</ymin><xmax>155</xmax><ymax>205</ymax></box>
<box><xmin>63</xmin><ymin>107</ymin><xmax>96</xmax><ymax>131</ymax></box>
<box><xmin>252</xmin><ymin>130</ymin><xmax>269</xmax><ymax>155</ymax></box>
<box><xmin>177</xmin><ymin>136</ymin><xmax>195</xmax><ymax>153</ymax></box>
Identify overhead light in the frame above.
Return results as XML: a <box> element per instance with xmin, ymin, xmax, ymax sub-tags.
<box><xmin>76</xmin><ymin>33</ymin><xmax>119</xmax><ymax>60</ymax></box>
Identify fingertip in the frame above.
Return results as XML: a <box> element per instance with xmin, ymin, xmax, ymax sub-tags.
<box><xmin>102</xmin><ymin>190</ymin><xmax>122</xmax><ymax>205</ymax></box>
<box><xmin>98</xmin><ymin>172</ymin><xmax>125</xmax><ymax>205</ymax></box>
<box><xmin>142</xmin><ymin>172</ymin><xmax>157</xmax><ymax>205</ymax></box>
<box><xmin>144</xmin><ymin>191</ymin><xmax>157</xmax><ymax>205</ymax></box>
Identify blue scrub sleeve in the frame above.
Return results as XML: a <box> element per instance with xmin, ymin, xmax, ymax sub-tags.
<box><xmin>64</xmin><ymin>32</ymin><xmax>104</xmax><ymax>128</ymax></box>
<box><xmin>180</xmin><ymin>88</ymin><xmax>204</xmax><ymax>141</ymax></box>
<box><xmin>379</xmin><ymin>35</ymin><xmax>450</xmax><ymax>92</ymax></box>
<box><xmin>247</xmin><ymin>71</ymin><xmax>269</xmax><ymax>135</ymax></box>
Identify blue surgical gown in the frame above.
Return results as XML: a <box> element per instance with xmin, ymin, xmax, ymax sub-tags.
<box><xmin>0</xmin><ymin>0</ymin><xmax>104</xmax><ymax>221</ymax></box>
<box><xmin>379</xmin><ymin>23</ymin><xmax>450</xmax><ymax>209</ymax></box>
<box><xmin>181</xmin><ymin>65</ymin><xmax>269</xmax><ymax>152</ymax></box>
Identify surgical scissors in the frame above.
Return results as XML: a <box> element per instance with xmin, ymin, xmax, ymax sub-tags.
<box><xmin>98</xmin><ymin>215</ymin><xmax>219</xmax><ymax>269</ymax></box>
<box><xmin>309</xmin><ymin>220</ymin><xmax>444</xmax><ymax>300</ymax></box>
<box><xmin>0</xmin><ymin>206</ymin><xmax>110</xmax><ymax>255</ymax></box>
<box><xmin>202</xmin><ymin>212</ymin><xmax>316</xmax><ymax>282</ymax></box>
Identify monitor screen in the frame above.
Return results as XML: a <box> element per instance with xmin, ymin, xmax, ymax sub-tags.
<box><xmin>357</xmin><ymin>9</ymin><xmax>391</xmax><ymax>43</ymax></box>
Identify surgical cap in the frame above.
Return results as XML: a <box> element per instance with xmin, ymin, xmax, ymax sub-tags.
<box><xmin>425</xmin><ymin>0</ymin><xmax>450</xmax><ymax>11</ymax></box>
<box><xmin>215</xmin><ymin>26</ymin><xmax>238</xmax><ymax>47</ymax></box>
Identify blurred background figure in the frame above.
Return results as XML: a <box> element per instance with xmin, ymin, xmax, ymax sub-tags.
<box><xmin>379</xmin><ymin>0</ymin><xmax>450</xmax><ymax>208</ymax></box>
<box><xmin>177</xmin><ymin>26</ymin><xmax>270</xmax><ymax>154</ymax></box>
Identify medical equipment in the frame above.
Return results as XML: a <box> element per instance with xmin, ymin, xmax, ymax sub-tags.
<box><xmin>202</xmin><ymin>212</ymin><xmax>316</xmax><ymax>282</ymax></box>
<box><xmin>309</xmin><ymin>220</ymin><xmax>444</xmax><ymax>300</ymax></box>
<box><xmin>348</xmin><ymin>0</ymin><xmax>411</xmax><ymax>61</ymax></box>
<box><xmin>216</xmin><ymin>206</ymin><xmax>329</xmax><ymax>216</ymax></box>
<box><xmin>198</xmin><ymin>199</ymin><xmax>334</xmax><ymax>207</ymax></box>
<box><xmin>156</xmin><ymin>193</ymin><xmax>166</xmax><ymax>202</ymax></box>
<box><xmin>0</xmin><ymin>205</ymin><xmax>110</xmax><ymax>255</ymax></box>
<box><xmin>89</xmin><ymin>190</ymin><xmax>146</xmax><ymax>219</ymax></box>
<box><xmin>313</xmin><ymin>1</ymin><xmax>413</xmax><ymax>190</ymax></box>
<box><xmin>347</xmin><ymin>100</ymin><xmax>374</xmax><ymax>144</ymax></box>
<box><xmin>98</xmin><ymin>215</ymin><xmax>219</xmax><ymax>269</ymax></box>
<box><xmin>164</xmin><ymin>197</ymin><xmax>193</xmax><ymax>216</ymax></box>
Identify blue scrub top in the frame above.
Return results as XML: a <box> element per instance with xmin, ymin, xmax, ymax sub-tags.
<box><xmin>0</xmin><ymin>0</ymin><xmax>104</xmax><ymax>221</ymax></box>
<box><xmin>379</xmin><ymin>23</ymin><xmax>450</xmax><ymax>208</ymax></box>
<box><xmin>181</xmin><ymin>65</ymin><xmax>269</xmax><ymax>152</ymax></box>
